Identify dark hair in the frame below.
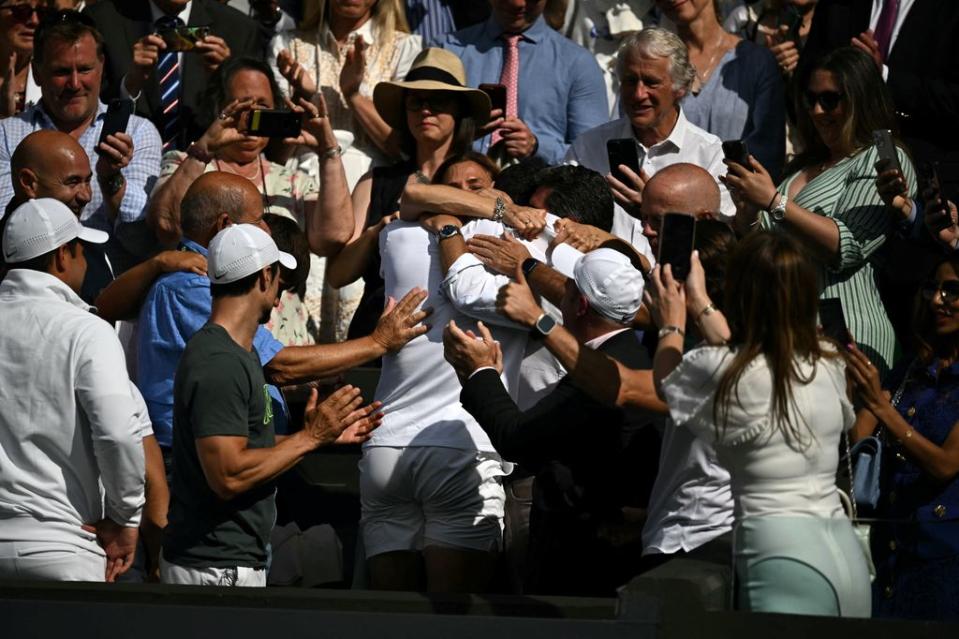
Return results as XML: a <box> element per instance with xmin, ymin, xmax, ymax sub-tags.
<box><xmin>714</xmin><ymin>231</ymin><xmax>837</xmax><ymax>450</ymax></box>
<box><xmin>534</xmin><ymin>165</ymin><xmax>614</xmax><ymax>232</ymax></box>
<box><xmin>912</xmin><ymin>255</ymin><xmax>959</xmax><ymax>366</ymax></box>
<box><xmin>789</xmin><ymin>46</ymin><xmax>900</xmax><ymax>173</ymax></box>
<box><xmin>263</xmin><ymin>214</ymin><xmax>310</xmax><ymax>298</ymax></box>
<box><xmin>493</xmin><ymin>157</ymin><xmax>549</xmax><ymax>205</ymax></box>
<box><xmin>203</xmin><ymin>56</ymin><xmax>286</xmax><ymax>126</ymax></box>
<box><xmin>396</xmin><ymin>90</ymin><xmax>476</xmax><ymax>160</ymax></box>
<box><xmin>11</xmin><ymin>238</ymin><xmax>81</xmax><ymax>273</ymax></box>
<box><xmin>694</xmin><ymin>220</ymin><xmax>736</xmax><ymax>313</ymax></box>
<box><xmin>433</xmin><ymin>151</ymin><xmax>500</xmax><ymax>185</ymax></box>
<box><xmin>33</xmin><ymin>10</ymin><xmax>103</xmax><ymax>67</ymax></box>
<box><xmin>210</xmin><ymin>262</ymin><xmax>280</xmax><ymax>299</ymax></box>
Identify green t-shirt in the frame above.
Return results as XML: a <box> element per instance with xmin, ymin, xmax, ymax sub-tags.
<box><xmin>163</xmin><ymin>324</ymin><xmax>277</xmax><ymax>569</ymax></box>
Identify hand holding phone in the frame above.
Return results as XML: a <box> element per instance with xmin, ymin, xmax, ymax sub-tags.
<box><xmin>157</xmin><ymin>25</ymin><xmax>211</xmax><ymax>52</ymax></box>
<box><xmin>478</xmin><ymin>83</ymin><xmax>507</xmax><ymax>115</ymax></box>
<box><xmin>98</xmin><ymin>99</ymin><xmax>134</xmax><ymax>152</ymax></box>
<box><xmin>872</xmin><ymin>129</ymin><xmax>902</xmax><ymax>175</ymax></box>
<box><xmin>657</xmin><ymin>213</ymin><xmax>696</xmax><ymax>281</ymax></box>
<box><xmin>239</xmin><ymin>109</ymin><xmax>303</xmax><ymax>138</ymax></box>
<box><xmin>818</xmin><ymin>298</ymin><xmax>851</xmax><ymax>345</ymax></box>
<box><xmin>606</xmin><ymin>138</ymin><xmax>644</xmax><ymax>186</ymax></box>
<box><xmin>722</xmin><ymin>140</ymin><xmax>751</xmax><ymax>170</ymax></box>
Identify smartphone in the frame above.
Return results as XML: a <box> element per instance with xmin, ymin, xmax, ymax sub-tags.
<box><xmin>607</xmin><ymin>138</ymin><xmax>644</xmax><ymax>185</ymax></box>
<box><xmin>722</xmin><ymin>139</ymin><xmax>751</xmax><ymax>168</ymax></box>
<box><xmin>819</xmin><ymin>298</ymin><xmax>851</xmax><ymax>345</ymax></box>
<box><xmin>241</xmin><ymin>109</ymin><xmax>302</xmax><ymax>138</ymax></box>
<box><xmin>872</xmin><ymin>129</ymin><xmax>902</xmax><ymax>174</ymax></box>
<box><xmin>97</xmin><ymin>98</ymin><xmax>134</xmax><ymax>150</ymax></box>
<box><xmin>157</xmin><ymin>25</ymin><xmax>211</xmax><ymax>52</ymax></box>
<box><xmin>478</xmin><ymin>83</ymin><xmax>507</xmax><ymax>114</ymax></box>
<box><xmin>657</xmin><ymin>213</ymin><xmax>696</xmax><ymax>281</ymax></box>
<box><xmin>782</xmin><ymin>4</ymin><xmax>803</xmax><ymax>44</ymax></box>
<box><xmin>918</xmin><ymin>160</ymin><xmax>952</xmax><ymax>232</ymax></box>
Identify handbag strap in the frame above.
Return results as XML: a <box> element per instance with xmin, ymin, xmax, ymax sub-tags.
<box><xmin>842</xmin><ymin>428</ymin><xmax>859</xmax><ymax>520</ymax></box>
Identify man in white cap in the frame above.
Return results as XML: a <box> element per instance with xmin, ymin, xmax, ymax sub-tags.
<box><xmin>0</xmin><ymin>198</ymin><xmax>145</xmax><ymax>582</ymax></box>
<box><xmin>442</xmin><ymin>247</ymin><xmax>663</xmax><ymax>596</ymax></box>
<box><xmin>161</xmin><ymin>224</ymin><xmax>383</xmax><ymax>587</ymax></box>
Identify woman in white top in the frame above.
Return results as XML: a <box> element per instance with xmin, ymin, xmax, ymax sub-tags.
<box><xmin>646</xmin><ymin>230</ymin><xmax>871</xmax><ymax>616</ymax></box>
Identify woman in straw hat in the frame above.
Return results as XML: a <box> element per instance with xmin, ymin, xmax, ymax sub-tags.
<box><xmin>325</xmin><ymin>47</ymin><xmax>491</xmax><ymax>344</ymax></box>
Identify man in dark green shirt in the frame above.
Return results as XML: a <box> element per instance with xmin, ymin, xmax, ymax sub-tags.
<box><xmin>161</xmin><ymin>224</ymin><xmax>383</xmax><ymax>586</ymax></box>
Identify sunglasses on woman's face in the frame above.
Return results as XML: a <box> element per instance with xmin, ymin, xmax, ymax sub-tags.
<box><xmin>921</xmin><ymin>279</ymin><xmax>959</xmax><ymax>304</ymax></box>
<box><xmin>803</xmin><ymin>90</ymin><xmax>844</xmax><ymax>112</ymax></box>
<box><xmin>0</xmin><ymin>3</ymin><xmax>52</xmax><ymax>23</ymax></box>
<box><xmin>405</xmin><ymin>93</ymin><xmax>456</xmax><ymax>113</ymax></box>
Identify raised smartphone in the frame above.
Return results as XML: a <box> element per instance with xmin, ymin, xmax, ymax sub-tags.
<box><xmin>722</xmin><ymin>139</ymin><xmax>751</xmax><ymax>168</ymax></box>
<box><xmin>657</xmin><ymin>213</ymin><xmax>696</xmax><ymax>281</ymax></box>
<box><xmin>606</xmin><ymin>138</ymin><xmax>644</xmax><ymax>185</ymax></box>
<box><xmin>872</xmin><ymin>129</ymin><xmax>902</xmax><ymax>174</ymax></box>
<box><xmin>241</xmin><ymin>109</ymin><xmax>302</xmax><ymax>138</ymax></box>
<box><xmin>819</xmin><ymin>298</ymin><xmax>851</xmax><ymax>345</ymax></box>
<box><xmin>157</xmin><ymin>25</ymin><xmax>211</xmax><ymax>52</ymax></box>
<box><xmin>478</xmin><ymin>83</ymin><xmax>507</xmax><ymax>114</ymax></box>
<box><xmin>97</xmin><ymin>99</ymin><xmax>134</xmax><ymax>150</ymax></box>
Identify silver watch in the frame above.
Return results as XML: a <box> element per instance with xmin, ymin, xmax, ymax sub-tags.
<box><xmin>769</xmin><ymin>192</ymin><xmax>788</xmax><ymax>222</ymax></box>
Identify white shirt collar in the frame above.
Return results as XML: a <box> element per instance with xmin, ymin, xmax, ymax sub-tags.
<box><xmin>149</xmin><ymin>0</ymin><xmax>193</xmax><ymax>24</ymax></box>
<box><xmin>322</xmin><ymin>16</ymin><xmax>376</xmax><ymax>47</ymax></box>
<box><xmin>0</xmin><ymin>269</ymin><xmax>93</xmax><ymax>313</ymax></box>
<box><xmin>584</xmin><ymin>327</ymin><xmax>631</xmax><ymax>350</ymax></box>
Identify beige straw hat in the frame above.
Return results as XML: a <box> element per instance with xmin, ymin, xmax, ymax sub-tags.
<box><xmin>373</xmin><ymin>48</ymin><xmax>491</xmax><ymax>130</ymax></box>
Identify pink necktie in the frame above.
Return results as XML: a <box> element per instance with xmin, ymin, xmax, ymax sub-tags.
<box><xmin>873</xmin><ymin>0</ymin><xmax>900</xmax><ymax>62</ymax></box>
<box><xmin>492</xmin><ymin>34</ymin><xmax>521</xmax><ymax>146</ymax></box>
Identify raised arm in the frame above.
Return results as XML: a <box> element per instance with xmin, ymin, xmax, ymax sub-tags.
<box><xmin>95</xmin><ymin>250</ymin><xmax>207</xmax><ymax>322</ymax></box>
<box><xmin>325</xmin><ymin>172</ymin><xmax>385</xmax><ymax>289</ymax></box>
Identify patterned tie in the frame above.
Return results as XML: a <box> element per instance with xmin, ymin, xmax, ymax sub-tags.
<box><xmin>491</xmin><ymin>34</ymin><xmax>521</xmax><ymax>147</ymax></box>
<box><xmin>156</xmin><ymin>15</ymin><xmax>183</xmax><ymax>151</ymax></box>
<box><xmin>873</xmin><ymin>0</ymin><xmax>900</xmax><ymax>62</ymax></box>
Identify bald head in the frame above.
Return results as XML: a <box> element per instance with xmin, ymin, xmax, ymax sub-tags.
<box><xmin>180</xmin><ymin>172</ymin><xmax>268</xmax><ymax>245</ymax></box>
<box><xmin>12</xmin><ymin>130</ymin><xmax>93</xmax><ymax>216</ymax></box>
<box><xmin>641</xmin><ymin>163</ymin><xmax>721</xmax><ymax>254</ymax></box>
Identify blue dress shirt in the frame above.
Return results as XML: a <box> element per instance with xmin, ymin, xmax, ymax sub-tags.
<box><xmin>137</xmin><ymin>239</ymin><xmax>287</xmax><ymax>447</ymax></box>
<box><xmin>0</xmin><ymin>100</ymin><xmax>162</xmax><ymax>260</ymax></box>
<box><xmin>431</xmin><ymin>16</ymin><xmax>609</xmax><ymax>164</ymax></box>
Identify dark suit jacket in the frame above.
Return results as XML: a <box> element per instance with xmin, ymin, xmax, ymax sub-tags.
<box><xmin>799</xmin><ymin>0</ymin><xmax>959</xmax><ymax>195</ymax></box>
<box><xmin>85</xmin><ymin>0</ymin><xmax>263</xmax><ymax>149</ymax></box>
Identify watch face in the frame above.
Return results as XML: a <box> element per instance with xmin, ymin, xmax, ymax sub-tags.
<box><xmin>535</xmin><ymin>313</ymin><xmax>557</xmax><ymax>336</ymax></box>
<box><xmin>439</xmin><ymin>224</ymin><xmax>460</xmax><ymax>239</ymax></box>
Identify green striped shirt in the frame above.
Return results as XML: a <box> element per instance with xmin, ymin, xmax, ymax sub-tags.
<box><xmin>761</xmin><ymin>145</ymin><xmax>917</xmax><ymax>375</ymax></box>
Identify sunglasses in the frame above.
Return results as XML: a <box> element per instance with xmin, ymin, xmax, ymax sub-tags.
<box><xmin>0</xmin><ymin>3</ymin><xmax>53</xmax><ymax>22</ymax></box>
<box><xmin>921</xmin><ymin>280</ymin><xmax>959</xmax><ymax>304</ymax></box>
<box><xmin>405</xmin><ymin>93</ymin><xmax>457</xmax><ymax>112</ymax></box>
<box><xmin>803</xmin><ymin>90</ymin><xmax>844</xmax><ymax>112</ymax></box>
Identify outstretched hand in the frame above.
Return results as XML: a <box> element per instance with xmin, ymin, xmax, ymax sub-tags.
<box><xmin>443</xmin><ymin>319</ymin><xmax>503</xmax><ymax>382</ymax></box>
<box><xmin>371</xmin><ymin>287</ymin><xmax>431</xmax><ymax>352</ymax></box>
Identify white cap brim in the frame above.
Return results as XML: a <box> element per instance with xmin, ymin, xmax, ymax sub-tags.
<box><xmin>278</xmin><ymin>250</ymin><xmax>297</xmax><ymax>271</ymax></box>
<box><xmin>77</xmin><ymin>227</ymin><xmax>109</xmax><ymax>245</ymax></box>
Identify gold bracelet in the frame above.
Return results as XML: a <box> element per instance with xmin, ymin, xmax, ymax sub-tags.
<box><xmin>695</xmin><ymin>303</ymin><xmax>717</xmax><ymax>324</ymax></box>
<box><xmin>904</xmin><ymin>428</ymin><xmax>914</xmax><ymax>440</ymax></box>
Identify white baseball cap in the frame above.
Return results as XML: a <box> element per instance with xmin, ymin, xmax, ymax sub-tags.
<box><xmin>2</xmin><ymin>198</ymin><xmax>108</xmax><ymax>264</ymax></box>
<box><xmin>208</xmin><ymin>224</ymin><xmax>296</xmax><ymax>284</ymax></box>
<box><xmin>572</xmin><ymin>248</ymin><xmax>645</xmax><ymax>325</ymax></box>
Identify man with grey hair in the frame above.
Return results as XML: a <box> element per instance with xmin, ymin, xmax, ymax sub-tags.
<box><xmin>566</xmin><ymin>27</ymin><xmax>734</xmax><ymax>234</ymax></box>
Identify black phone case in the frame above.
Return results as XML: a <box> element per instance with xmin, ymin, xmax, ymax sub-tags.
<box><xmin>479</xmin><ymin>84</ymin><xmax>507</xmax><ymax>113</ymax></box>
<box><xmin>246</xmin><ymin>110</ymin><xmax>302</xmax><ymax>138</ymax></box>
<box><xmin>658</xmin><ymin>213</ymin><xmax>696</xmax><ymax>281</ymax></box>
<box><xmin>721</xmin><ymin>140</ymin><xmax>750</xmax><ymax>167</ymax></box>
<box><xmin>607</xmin><ymin>139</ymin><xmax>641</xmax><ymax>185</ymax></box>
<box><xmin>819</xmin><ymin>298</ymin><xmax>851</xmax><ymax>345</ymax></box>
<box><xmin>98</xmin><ymin>99</ymin><xmax>134</xmax><ymax>147</ymax></box>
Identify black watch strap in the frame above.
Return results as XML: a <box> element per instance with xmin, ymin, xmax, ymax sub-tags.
<box><xmin>521</xmin><ymin>258</ymin><xmax>541</xmax><ymax>277</ymax></box>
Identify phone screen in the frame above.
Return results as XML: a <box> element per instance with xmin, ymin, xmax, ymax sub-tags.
<box><xmin>98</xmin><ymin>99</ymin><xmax>134</xmax><ymax>149</ymax></box>
<box><xmin>607</xmin><ymin>138</ymin><xmax>643</xmax><ymax>185</ymax></box>
<box><xmin>721</xmin><ymin>140</ymin><xmax>750</xmax><ymax>168</ymax></box>
<box><xmin>158</xmin><ymin>25</ymin><xmax>210</xmax><ymax>52</ymax></box>
<box><xmin>819</xmin><ymin>298</ymin><xmax>851</xmax><ymax>345</ymax></box>
<box><xmin>478</xmin><ymin>83</ymin><xmax>507</xmax><ymax>114</ymax></box>
<box><xmin>242</xmin><ymin>109</ymin><xmax>302</xmax><ymax>138</ymax></box>
<box><xmin>658</xmin><ymin>213</ymin><xmax>696</xmax><ymax>281</ymax></box>
<box><xmin>872</xmin><ymin>129</ymin><xmax>902</xmax><ymax>174</ymax></box>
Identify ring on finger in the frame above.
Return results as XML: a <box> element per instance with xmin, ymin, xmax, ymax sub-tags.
<box><xmin>218</xmin><ymin>111</ymin><xmax>228</xmax><ymax>120</ymax></box>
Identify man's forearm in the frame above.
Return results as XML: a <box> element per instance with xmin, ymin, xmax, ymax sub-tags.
<box><xmin>438</xmin><ymin>234</ymin><xmax>468</xmax><ymax>273</ymax></box>
<box><xmin>400</xmin><ymin>184</ymin><xmax>495</xmax><ymax>221</ymax></box>
<box><xmin>264</xmin><ymin>336</ymin><xmax>386</xmax><ymax>385</ymax></box>
<box><xmin>528</xmin><ymin>265</ymin><xmax>567</xmax><ymax>307</ymax></box>
<box><xmin>200</xmin><ymin>431</ymin><xmax>318</xmax><ymax>500</ymax></box>
<box><xmin>95</xmin><ymin>257</ymin><xmax>163</xmax><ymax>322</ymax></box>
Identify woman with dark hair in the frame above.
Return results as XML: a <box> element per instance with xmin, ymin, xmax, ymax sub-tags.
<box><xmin>432</xmin><ymin>151</ymin><xmax>499</xmax><ymax>192</ymax></box>
<box><xmin>726</xmin><ymin>46</ymin><xmax>916</xmax><ymax>376</ymax></box>
<box><xmin>848</xmin><ymin>255</ymin><xmax>959</xmax><ymax>621</ymax></box>
<box><xmin>325</xmin><ymin>47</ymin><xmax>491</xmax><ymax>341</ymax></box>
<box><xmin>147</xmin><ymin>56</ymin><xmax>354</xmax><ymax>345</ymax></box>
<box><xmin>647</xmin><ymin>231</ymin><xmax>871</xmax><ymax>616</ymax></box>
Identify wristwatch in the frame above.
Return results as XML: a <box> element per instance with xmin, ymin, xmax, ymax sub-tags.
<box><xmin>769</xmin><ymin>192</ymin><xmax>788</xmax><ymax>222</ymax></box>
<box><xmin>532</xmin><ymin>312</ymin><xmax>557</xmax><ymax>338</ymax></box>
<box><xmin>521</xmin><ymin>257</ymin><xmax>541</xmax><ymax>278</ymax></box>
<box><xmin>437</xmin><ymin>224</ymin><xmax>461</xmax><ymax>241</ymax></box>
<box><xmin>100</xmin><ymin>172</ymin><xmax>125</xmax><ymax>196</ymax></box>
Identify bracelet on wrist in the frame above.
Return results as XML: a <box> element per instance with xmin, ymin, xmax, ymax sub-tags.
<box><xmin>658</xmin><ymin>325</ymin><xmax>685</xmax><ymax>340</ymax></box>
<box><xmin>319</xmin><ymin>145</ymin><xmax>344</xmax><ymax>160</ymax></box>
<box><xmin>695</xmin><ymin>303</ymin><xmax>718</xmax><ymax>324</ymax></box>
<box><xmin>492</xmin><ymin>197</ymin><xmax>506</xmax><ymax>223</ymax></box>
<box><xmin>767</xmin><ymin>192</ymin><xmax>780</xmax><ymax>210</ymax></box>
<box><xmin>186</xmin><ymin>142</ymin><xmax>214</xmax><ymax>164</ymax></box>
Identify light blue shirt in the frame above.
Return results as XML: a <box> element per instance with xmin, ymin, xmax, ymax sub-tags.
<box><xmin>681</xmin><ymin>41</ymin><xmax>785</xmax><ymax>182</ymax></box>
<box><xmin>0</xmin><ymin>100</ymin><xmax>162</xmax><ymax>258</ymax></box>
<box><xmin>137</xmin><ymin>240</ymin><xmax>287</xmax><ymax>447</ymax></box>
<box><xmin>431</xmin><ymin>16</ymin><xmax>609</xmax><ymax>164</ymax></box>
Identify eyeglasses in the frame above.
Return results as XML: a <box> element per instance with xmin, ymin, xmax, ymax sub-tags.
<box><xmin>405</xmin><ymin>93</ymin><xmax>456</xmax><ymax>112</ymax></box>
<box><xmin>803</xmin><ymin>90</ymin><xmax>844</xmax><ymax>112</ymax></box>
<box><xmin>921</xmin><ymin>280</ymin><xmax>959</xmax><ymax>304</ymax></box>
<box><xmin>0</xmin><ymin>3</ymin><xmax>53</xmax><ymax>23</ymax></box>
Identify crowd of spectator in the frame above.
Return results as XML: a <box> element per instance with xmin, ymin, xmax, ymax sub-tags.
<box><xmin>0</xmin><ymin>0</ymin><xmax>958</xmax><ymax>625</ymax></box>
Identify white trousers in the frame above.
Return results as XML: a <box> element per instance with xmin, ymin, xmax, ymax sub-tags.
<box><xmin>0</xmin><ymin>541</ymin><xmax>105</xmax><ymax>581</ymax></box>
<box><xmin>160</xmin><ymin>555</ymin><xmax>266</xmax><ymax>587</ymax></box>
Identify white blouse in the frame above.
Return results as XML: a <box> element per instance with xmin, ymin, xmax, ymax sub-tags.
<box><xmin>661</xmin><ymin>344</ymin><xmax>855</xmax><ymax>521</ymax></box>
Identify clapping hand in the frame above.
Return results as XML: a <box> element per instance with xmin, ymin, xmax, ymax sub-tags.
<box><xmin>443</xmin><ymin>320</ymin><xmax>503</xmax><ymax>382</ymax></box>
<box><xmin>303</xmin><ymin>385</ymin><xmax>383</xmax><ymax>447</ymax></box>
<box><xmin>277</xmin><ymin>48</ymin><xmax>318</xmax><ymax>100</ymax></box>
<box><xmin>340</xmin><ymin>36</ymin><xmax>368</xmax><ymax>99</ymax></box>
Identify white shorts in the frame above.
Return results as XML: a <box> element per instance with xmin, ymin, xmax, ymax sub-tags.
<box><xmin>360</xmin><ymin>446</ymin><xmax>508</xmax><ymax>558</ymax></box>
<box><xmin>0</xmin><ymin>541</ymin><xmax>105</xmax><ymax>582</ymax></box>
<box><xmin>160</xmin><ymin>555</ymin><xmax>266</xmax><ymax>587</ymax></box>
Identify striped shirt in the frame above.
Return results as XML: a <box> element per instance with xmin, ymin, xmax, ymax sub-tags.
<box><xmin>406</xmin><ymin>0</ymin><xmax>456</xmax><ymax>42</ymax></box>
<box><xmin>761</xmin><ymin>144</ymin><xmax>917</xmax><ymax>375</ymax></box>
